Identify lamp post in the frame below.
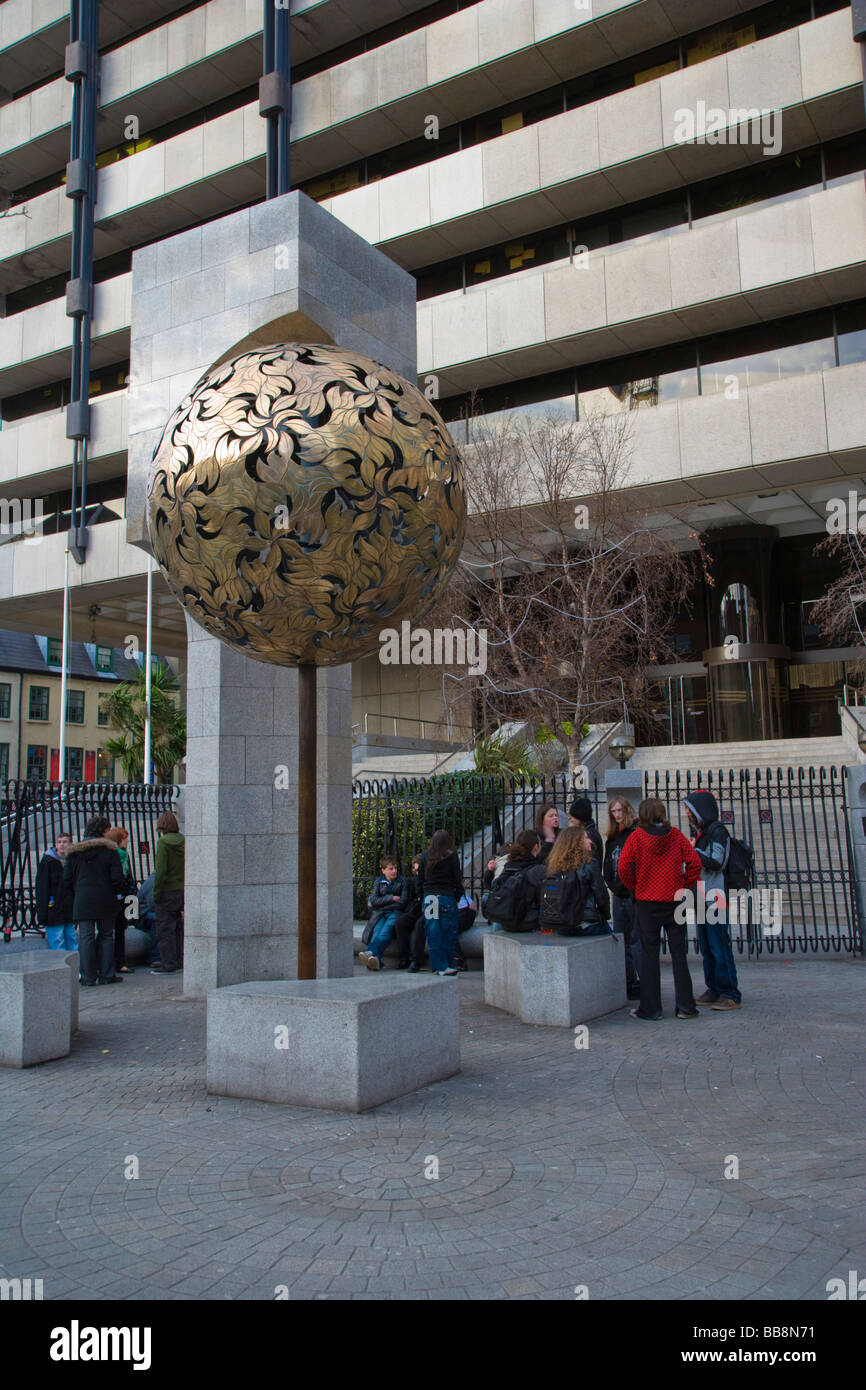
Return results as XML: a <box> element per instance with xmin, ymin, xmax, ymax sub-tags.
<box><xmin>610</xmin><ymin>733</ymin><xmax>635</xmax><ymax>770</ymax></box>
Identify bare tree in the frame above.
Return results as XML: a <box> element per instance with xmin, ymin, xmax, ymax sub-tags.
<box><xmin>812</xmin><ymin>532</ymin><xmax>866</xmax><ymax>666</ymax></box>
<box><xmin>430</xmin><ymin>407</ymin><xmax>701</xmax><ymax>767</ymax></box>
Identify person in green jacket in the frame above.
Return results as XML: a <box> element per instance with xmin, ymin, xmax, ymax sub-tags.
<box><xmin>151</xmin><ymin>811</ymin><xmax>185</xmax><ymax>975</ymax></box>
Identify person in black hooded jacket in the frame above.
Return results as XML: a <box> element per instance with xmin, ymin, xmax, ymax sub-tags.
<box><xmin>684</xmin><ymin>790</ymin><xmax>741</xmax><ymax>1011</ymax></box>
<box><xmin>63</xmin><ymin>816</ymin><xmax>125</xmax><ymax>986</ymax></box>
<box><xmin>484</xmin><ymin>829</ymin><xmax>545</xmax><ymax>930</ymax></box>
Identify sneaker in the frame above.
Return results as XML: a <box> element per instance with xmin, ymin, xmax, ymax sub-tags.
<box><xmin>436</xmin><ymin>968</ymin><xmax>458</xmax><ymax>976</ymax></box>
<box><xmin>675</xmin><ymin>1008</ymin><xmax>700</xmax><ymax>1020</ymax></box>
<box><xmin>711</xmin><ymin>997</ymin><xmax>741</xmax><ymax>1010</ymax></box>
<box><xmin>150</xmin><ymin>965</ymin><xmax>179</xmax><ymax>974</ymax></box>
<box><xmin>629</xmin><ymin>1008</ymin><xmax>662</xmax><ymax>1020</ymax></box>
<box><xmin>364</xmin><ymin>953</ymin><xmax>380</xmax><ymax>971</ymax></box>
<box><xmin>696</xmin><ymin>991</ymin><xmax>719</xmax><ymax>1005</ymax></box>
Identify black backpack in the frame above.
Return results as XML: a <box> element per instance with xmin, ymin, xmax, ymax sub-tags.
<box><xmin>484</xmin><ymin>868</ymin><xmax>531</xmax><ymax>931</ymax></box>
<box><xmin>539</xmin><ymin>870</ymin><xmax>585</xmax><ymax>935</ymax></box>
<box><xmin>725</xmin><ymin>836</ymin><xmax>755</xmax><ymax>891</ymax></box>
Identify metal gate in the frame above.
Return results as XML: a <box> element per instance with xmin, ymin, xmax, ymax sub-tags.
<box><xmin>645</xmin><ymin>767</ymin><xmax>861</xmax><ymax>956</ymax></box>
<box><xmin>1</xmin><ymin>780</ymin><xmax>178</xmax><ymax>937</ymax></box>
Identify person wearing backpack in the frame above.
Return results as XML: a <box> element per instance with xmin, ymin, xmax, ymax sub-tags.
<box><xmin>483</xmin><ymin>829</ymin><xmax>544</xmax><ymax>932</ymax></box>
<box><xmin>684</xmin><ymin>792</ymin><xmax>742</xmax><ymax>1011</ymax></box>
<box><xmin>603</xmin><ymin>797</ymin><xmax>641</xmax><ymax>1000</ymax></box>
<box><xmin>540</xmin><ymin>825</ymin><xmax>611</xmax><ymax>935</ymax></box>
<box><xmin>617</xmin><ymin>798</ymin><xmax>702</xmax><ymax>1021</ymax></box>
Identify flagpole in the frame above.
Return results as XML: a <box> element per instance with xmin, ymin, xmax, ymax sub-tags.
<box><xmin>58</xmin><ymin>547</ymin><xmax>70</xmax><ymax>785</ymax></box>
<box><xmin>143</xmin><ymin>551</ymin><xmax>153</xmax><ymax>784</ymax></box>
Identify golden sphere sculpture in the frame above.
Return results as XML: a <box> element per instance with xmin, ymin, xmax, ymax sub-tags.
<box><xmin>147</xmin><ymin>343</ymin><xmax>466</xmax><ymax>666</ymax></box>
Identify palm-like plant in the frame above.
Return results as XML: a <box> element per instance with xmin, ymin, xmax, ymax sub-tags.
<box><xmin>101</xmin><ymin>658</ymin><xmax>186</xmax><ymax>783</ymax></box>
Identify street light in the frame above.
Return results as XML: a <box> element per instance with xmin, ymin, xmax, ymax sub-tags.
<box><xmin>610</xmin><ymin>734</ymin><xmax>635</xmax><ymax>769</ymax></box>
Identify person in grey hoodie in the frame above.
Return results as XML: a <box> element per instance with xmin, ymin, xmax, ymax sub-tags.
<box><xmin>684</xmin><ymin>791</ymin><xmax>742</xmax><ymax>1011</ymax></box>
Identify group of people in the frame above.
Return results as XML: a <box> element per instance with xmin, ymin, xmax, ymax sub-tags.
<box><xmin>34</xmin><ymin>812</ymin><xmax>186</xmax><ymax>987</ymax></box>
<box><xmin>359</xmin><ymin>791</ymin><xmax>742</xmax><ymax>1017</ymax></box>
<box><xmin>359</xmin><ymin>830</ymin><xmax>476</xmax><ymax>976</ymax></box>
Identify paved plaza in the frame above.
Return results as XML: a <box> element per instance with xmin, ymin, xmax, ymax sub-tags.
<box><xmin>1</xmin><ymin>948</ymin><xmax>864</xmax><ymax>1302</ymax></box>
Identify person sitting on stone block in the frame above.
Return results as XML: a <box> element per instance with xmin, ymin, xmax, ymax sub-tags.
<box><xmin>394</xmin><ymin>857</ymin><xmax>426</xmax><ymax>973</ymax></box>
<box><xmin>359</xmin><ymin>857</ymin><xmax>409</xmax><ymax>972</ymax></box>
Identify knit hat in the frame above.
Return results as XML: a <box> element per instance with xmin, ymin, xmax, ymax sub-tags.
<box><xmin>568</xmin><ymin>796</ymin><xmax>593</xmax><ymax>823</ymax></box>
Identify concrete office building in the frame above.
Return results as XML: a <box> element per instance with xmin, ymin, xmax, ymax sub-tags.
<box><xmin>1</xmin><ymin>0</ymin><xmax>866</xmax><ymax>759</ymax></box>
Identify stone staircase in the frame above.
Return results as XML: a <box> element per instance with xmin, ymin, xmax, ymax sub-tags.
<box><xmin>632</xmin><ymin>736</ymin><xmax>851</xmax><ymax>777</ymax></box>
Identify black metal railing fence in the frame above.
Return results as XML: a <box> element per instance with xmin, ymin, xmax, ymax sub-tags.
<box><xmin>1</xmin><ymin>780</ymin><xmax>178</xmax><ymax>937</ymax></box>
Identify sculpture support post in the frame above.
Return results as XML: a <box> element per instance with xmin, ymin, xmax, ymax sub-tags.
<box><xmin>297</xmin><ymin>663</ymin><xmax>317</xmax><ymax>979</ymax></box>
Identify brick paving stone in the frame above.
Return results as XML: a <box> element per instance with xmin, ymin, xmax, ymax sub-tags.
<box><xmin>0</xmin><ymin>960</ymin><xmax>863</xmax><ymax>1299</ymax></box>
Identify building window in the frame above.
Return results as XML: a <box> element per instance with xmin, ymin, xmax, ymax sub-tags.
<box><xmin>65</xmin><ymin>747</ymin><xmax>83</xmax><ymax>782</ymax></box>
<box><xmin>66</xmin><ymin>690</ymin><xmax>85</xmax><ymax>724</ymax></box>
<box><xmin>46</xmin><ymin>637</ymin><xmax>63</xmax><ymax>665</ymax></box>
<box><xmin>97</xmin><ymin>692</ymin><xmax>111</xmax><ymax>727</ymax></box>
<box><xmin>95</xmin><ymin>646</ymin><xmax>113</xmax><ymax>673</ymax></box>
<box><xmin>0</xmin><ymin>682</ymin><xmax>10</xmax><ymax>720</ymax></box>
<box><xmin>0</xmin><ymin>743</ymin><xmax>7</xmax><ymax>782</ymax></box>
<box><xmin>26</xmin><ymin>745</ymin><xmax>47</xmax><ymax>780</ymax></box>
<box><xmin>28</xmin><ymin>686</ymin><xmax>49</xmax><ymax>721</ymax></box>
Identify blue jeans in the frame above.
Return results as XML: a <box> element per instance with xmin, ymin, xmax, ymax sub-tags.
<box><xmin>45</xmin><ymin>924</ymin><xmax>78</xmax><ymax>951</ymax></box>
<box><xmin>368</xmin><ymin>910</ymin><xmax>399</xmax><ymax>960</ymax></box>
<box><xmin>697</xmin><ymin>918</ymin><xmax>741</xmax><ymax>1003</ymax></box>
<box><xmin>424</xmin><ymin>894</ymin><xmax>458</xmax><ymax>972</ymax></box>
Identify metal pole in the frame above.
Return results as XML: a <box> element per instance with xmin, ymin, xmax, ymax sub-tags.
<box><xmin>143</xmin><ymin>552</ymin><xmax>153</xmax><ymax>784</ymax></box>
<box><xmin>58</xmin><ymin>548</ymin><xmax>71</xmax><ymax>784</ymax></box>
<box><xmin>297</xmin><ymin>663</ymin><xmax>317</xmax><ymax>979</ymax></box>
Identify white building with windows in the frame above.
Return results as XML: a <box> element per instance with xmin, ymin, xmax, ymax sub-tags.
<box><xmin>1</xmin><ymin>0</ymin><xmax>865</xmax><ymax>760</ymax></box>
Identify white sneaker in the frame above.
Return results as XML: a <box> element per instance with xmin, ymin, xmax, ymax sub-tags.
<box><xmin>436</xmin><ymin>968</ymin><xmax>458</xmax><ymax>976</ymax></box>
<box><xmin>365</xmin><ymin>954</ymin><xmax>380</xmax><ymax>971</ymax></box>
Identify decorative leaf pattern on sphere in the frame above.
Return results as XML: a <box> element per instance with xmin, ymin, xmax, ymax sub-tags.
<box><xmin>147</xmin><ymin>343</ymin><xmax>466</xmax><ymax>666</ymax></box>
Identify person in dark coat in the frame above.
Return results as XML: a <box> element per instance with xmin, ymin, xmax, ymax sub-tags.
<box><xmin>603</xmin><ymin>797</ymin><xmax>641</xmax><ymax>999</ymax></box>
<box><xmin>417</xmin><ymin>830</ymin><xmax>463</xmax><ymax>975</ymax></box>
<box><xmin>151</xmin><ymin>811</ymin><xmax>185</xmax><ymax>975</ymax></box>
<box><xmin>63</xmin><ymin>816</ymin><xmax>126</xmax><ymax>986</ymax></box>
<box><xmin>483</xmin><ymin>828</ymin><xmax>545</xmax><ymax>930</ymax></box>
<box><xmin>359</xmin><ymin>856</ymin><xmax>409</xmax><ymax>970</ymax></box>
<box><xmin>568</xmin><ymin>796</ymin><xmax>603</xmax><ymax>862</ymax></box>
<box><xmin>394</xmin><ymin>857</ymin><xmax>425</xmax><ymax>972</ymax></box>
<box><xmin>540</xmin><ymin>824</ymin><xmax>611</xmax><ymax>934</ymax></box>
<box><xmin>35</xmin><ymin>831</ymin><xmax>77</xmax><ymax>951</ymax></box>
<box><xmin>684</xmin><ymin>790</ymin><xmax>741</xmax><ymax>1011</ymax></box>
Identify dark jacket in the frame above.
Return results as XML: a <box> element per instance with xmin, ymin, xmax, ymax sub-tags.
<box><xmin>367</xmin><ymin>874</ymin><xmax>409</xmax><ymax>928</ymax></box>
<box><xmin>153</xmin><ymin>832</ymin><xmax>184</xmax><ymax>902</ymax></box>
<box><xmin>537</xmin><ymin>836</ymin><xmax>557</xmax><ymax>864</ymax></box>
<box><xmin>35</xmin><ymin>848</ymin><xmax>74</xmax><ymax>926</ymax></box>
<box><xmin>418</xmin><ymin>850</ymin><xmax>462</xmax><ymax>899</ymax></box>
<box><xmin>63</xmin><ymin>838</ymin><xmax>125</xmax><ymax>921</ymax></box>
<box><xmin>486</xmin><ymin>852</ymin><xmax>545</xmax><ymax>928</ymax></box>
<box><xmin>582</xmin><ymin>819</ymin><xmax>604</xmax><ymax>863</ymax></box>
<box><xmin>617</xmin><ymin>823</ymin><xmax>702</xmax><ymax>902</ymax></box>
<box><xmin>603</xmin><ymin>825</ymin><xmax>636</xmax><ymax>900</ymax></box>
<box><xmin>576</xmin><ymin>857</ymin><xmax>611</xmax><ymax>922</ymax></box>
<box><xmin>684</xmin><ymin>792</ymin><xmax>729</xmax><ymax>900</ymax></box>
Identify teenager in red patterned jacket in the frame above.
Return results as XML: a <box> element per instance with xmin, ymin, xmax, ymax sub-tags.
<box><xmin>617</xmin><ymin>798</ymin><xmax>702</xmax><ymax>1021</ymax></box>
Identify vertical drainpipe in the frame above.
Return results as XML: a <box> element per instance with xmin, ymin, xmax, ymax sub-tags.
<box><xmin>64</xmin><ymin>0</ymin><xmax>98</xmax><ymax>565</ymax></box>
<box><xmin>260</xmin><ymin>1</ymin><xmax>292</xmax><ymax>198</ymax></box>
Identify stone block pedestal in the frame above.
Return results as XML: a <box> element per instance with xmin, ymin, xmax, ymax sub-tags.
<box><xmin>483</xmin><ymin>932</ymin><xmax>626</xmax><ymax>1027</ymax></box>
<box><xmin>207</xmin><ymin>975</ymin><xmax>460</xmax><ymax>1112</ymax></box>
<box><xmin>0</xmin><ymin>956</ymin><xmax>72</xmax><ymax>1066</ymax></box>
